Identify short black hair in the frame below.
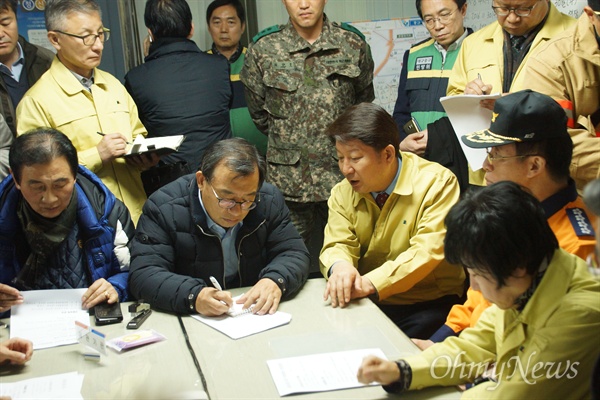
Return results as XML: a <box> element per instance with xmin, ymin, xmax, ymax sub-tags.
<box><xmin>0</xmin><ymin>0</ymin><xmax>17</xmax><ymax>14</ymax></box>
<box><xmin>200</xmin><ymin>138</ymin><xmax>265</xmax><ymax>190</ymax></box>
<box><xmin>514</xmin><ymin>133</ymin><xmax>573</xmax><ymax>183</ymax></box>
<box><xmin>144</xmin><ymin>0</ymin><xmax>192</xmax><ymax>39</ymax></box>
<box><xmin>589</xmin><ymin>0</ymin><xmax>600</xmax><ymax>12</ymax></box>
<box><xmin>45</xmin><ymin>0</ymin><xmax>102</xmax><ymax>31</ymax></box>
<box><xmin>415</xmin><ymin>0</ymin><xmax>466</xmax><ymax>19</ymax></box>
<box><xmin>9</xmin><ymin>128</ymin><xmax>79</xmax><ymax>184</ymax></box>
<box><xmin>326</xmin><ymin>102</ymin><xmax>401</xmax><ymax>158</ymax></box>
<box><xmin>206</xmin><ymin>0</ymin><xmax>246</xmax><ymax>25</ymax></box>
<box><xmin>444</xmin><ymin>181</ymin><xmax>558</xmax><ymax>287</ymax></box>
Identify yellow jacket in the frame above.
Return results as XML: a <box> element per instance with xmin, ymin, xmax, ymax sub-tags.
<box><xmin>405</xmin><ymin>249</ymin><xmax>600</xmax><ymax>399</ymax></box>
<box><xmin>523</xmin><ymin>13</ymin><xmax>600</xmax><ymax>192</ymax></box>
<box><xmin>447</xmin><ymin>3</ymin><xmax>575</xmax><ymax>95</ymax></box>
<box><xmin>320</xmin><ymin>152</ymin><xmax>464</xmax><ymax>305</ymax></box>
<box><xmin>16</xmin><ymin>58</ymin><xmax>147</xmax><ymax>223</ymax></box>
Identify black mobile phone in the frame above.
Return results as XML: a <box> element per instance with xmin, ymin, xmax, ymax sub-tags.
<box><xmin>403</xmin><ymin>118</ymin><xmax>422</xmax><ymax>135</ymax></box>
<box><xmin>94</xmin><ymin>302</ymin><xmax>124</xmax><ymax>326</ymax></box>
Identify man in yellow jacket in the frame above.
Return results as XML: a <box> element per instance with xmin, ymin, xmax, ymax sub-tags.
<box><xmin>15</xmin><ymin>0</ymin><xmax>156</xmax><ymax>223</ymax></box>
<box><xmin>523</xmin><ymin>0</ymin><xmax>600</xmax><ymax>193</ymax></box>
<box><xmin>446</xmin><ymin>0</ymin><xmax>574</xmax><ymax>185</ymax></box>
<box><xmin>358</xmin><ymin>181</ymin><xmax>600</xmax><ymax>399</ymax></box>
<box><xmin>320</xmin><ymin>102</ymin><xmax>465</xmax><ymax>339</ymax></box>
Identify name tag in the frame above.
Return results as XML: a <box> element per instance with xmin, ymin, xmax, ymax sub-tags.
<box><xmin>323</xmin><ymin>57</ymin><xmax>352</xmax><ymax>66</ymax></box>
<box><xmin>566</xmin><ymin>208</ymin><xmax>595</xmax><ymax>237</ymax></box>
<box><xmin>273</xmin><ymin>61</ymin><xmax>297</xmax><ymax>70</ymax></box>
<box><xmin>415</xmin><ymin>56</ymin><xmax>433</xmax><ymax>71</ymax></box>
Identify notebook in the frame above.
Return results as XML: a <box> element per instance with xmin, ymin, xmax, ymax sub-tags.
<box><xmin>191</xmin><ymin>295</ymin><xmax>291</xmax><ymax>339</ymax></box>
<box><xmin>122</xmin><ymin>134</ymin><xmax>185</xmax><ymax>158</ymax></box>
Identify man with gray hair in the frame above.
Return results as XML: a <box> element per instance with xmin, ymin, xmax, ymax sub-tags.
<box><xmin>16</xmin><ymin>0</ymin><xmax>157</xmax><ymax>224</ymax></box>
<box><xmin>129</xmin><ymin>138</ymin><xmax>309</xmax><ymax>316</ymax></box>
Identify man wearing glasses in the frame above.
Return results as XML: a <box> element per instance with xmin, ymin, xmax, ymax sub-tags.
<box><xmin>523</xmin><ymin>0</ymin><xmax>600</xmax><ymax>194</ymax></box>
<box><xmin>15</xmin><ymin>0</ymin><xmax>156</xmax><ymax>224</ymax></box>
<box><xmin>413</xmin><ymin>90</ymin><xmax>596</xmax><ymax>352</ymax></box>
<box><xmin>447</xmin><ymin>0</ymin><xmax>574</xmax><ymax>97</ymax></box>
<box><xmin>129</xmin><ymin>138</ymin><xmax>310</xmax><ymax>316</ymax></box>
<box><xmin>393</xmin><ymin>0</ymin><xmax>471</xmax><ymax>159</ymax></box>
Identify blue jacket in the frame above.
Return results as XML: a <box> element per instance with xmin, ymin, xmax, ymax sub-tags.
<box><xmin>0</xmin><ymin>166</ymin><xmax>134</xmax><ymax>301</ymax></box>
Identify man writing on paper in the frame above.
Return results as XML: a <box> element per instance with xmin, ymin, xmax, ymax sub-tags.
<box><xmin>320</xmin><ymin>102</ymin><xmax>465</xmax><ymax>339</ymax></box>
<box><xmin>129</xmin><ymin>138</ymin><xmax>309</xmax><ymax>316</ymax></box>
<box><xmin>447</xmin><ymin>0</ymin><xmax>574</xmax><ymax>97</ymax></box>
<box><xmin>0</xmin><ymin>128</ymin><xmax>135</xmax><ymax>315</ymax></box>
<box><xmin>358</xmin><ymin>181</ymin><xmax>600</xmax><ymax>399</ymax></box>
<box><xmin>16</xmin><ymin>0</ymin><xmax>158</xmax><ymax>224</ymax></box>
<box><xmin>446</xmin><ymin>0</ymin><xmax>574</xmax><ymax>185</ymax></box>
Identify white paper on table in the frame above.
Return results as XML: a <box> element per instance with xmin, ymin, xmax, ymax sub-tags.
<box><xmin>0</xmin><ymin>371</ymin><xmax>84</xmax><ymax>399</ymax></box>
<box><xmin>191</xmin><ymin>295</ymin><xmax>291</xmax><ymax>339</ymax></box>
<box><xmin>10</xmin><ymin>288</ymin><xmax>90</xmax><ymax>350</ymax></box>
<box><xmin>267</xmin><ymin>348</ymin><xmax>387</xmax><ymax>396</ymax></box>
<box><xmin>440</xmin><ymin>93</ymin><xmax>502</xmax><ymax>169</ymax></box>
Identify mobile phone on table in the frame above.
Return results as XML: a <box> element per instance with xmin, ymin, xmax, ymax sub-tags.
<box><xmin>94</xmin><ymin>302</ymin><xmax>123</xmax><ymax>326</ymax></box>
<box><xmin>403</xmin><ymin>117</ymin><xmax>422</xmax><ymax>135</ymax></box>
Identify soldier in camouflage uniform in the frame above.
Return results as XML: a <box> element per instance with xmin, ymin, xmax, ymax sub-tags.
<box><xmin>240</xmin><ymin>0</ymin><xmax>375</xmax><ymax>244</ymax></box>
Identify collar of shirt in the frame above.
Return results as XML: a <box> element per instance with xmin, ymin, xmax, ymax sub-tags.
<box><xmin>197</xmin><ymin>188</ymin><xmax>243</xmax><ymax>239</ymax></box>
<box><xmin>514</xmin><ymin>256</ymin><xmax>549</xmax><ymax>311</ymax></box>
<box><xmin>371</xmin><ymin>157</ymin><xmax>402</xmax><ymax>200</ymax></box>
<box><xmin>211</xmin><ymin>42</ymin><xmax>243</xmax><ymax>64</ymax></box>
<box><xmin>433</xmin><ymin>27</ymin><xmax>469</xmax><ymax>62</ymax></box>
<box><xmin>0</xmin><ymin>41</ymin><xmax>25</xmax><ymax>82</ymax></box>
<box><xmin>69</xmin><ymin>69</ymin><xmax>95</xmax><ymax>91</ymax></box>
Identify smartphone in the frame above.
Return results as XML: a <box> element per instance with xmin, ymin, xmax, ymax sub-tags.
<box><xmin>403</xmin><ymin>117</ymin><xmax>422</xmax><ymax>135</ymax></box>
<box><xmin>94</xmin><ymin>302</ymin><xmax>123</xmax><ymax>326</ymax></box>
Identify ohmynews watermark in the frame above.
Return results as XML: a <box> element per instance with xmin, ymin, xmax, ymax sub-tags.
<box><xmin>430</xmin><ymin>351</ymin><xmax>580</xmax><ymax>390</ymax></box>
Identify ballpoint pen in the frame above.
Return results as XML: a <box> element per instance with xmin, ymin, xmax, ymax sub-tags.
<box><xmin>209</xmin><ymin>276</ymin><xmax>223</xmax><ymax>291</ymax></box>
<box><xmin>209</xmin><ymin>276</ymin><xmax>231</xmax><ymax>308</ymax></box>
<box><xmin>97</xmin><ymin>131</ymin><xmax>132</xmax><ymax>145</ymax></box>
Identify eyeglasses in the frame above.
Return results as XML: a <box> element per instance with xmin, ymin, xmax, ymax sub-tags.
<box><xmin>54</xmin><ymin>28</ymin><xmax>110</xmax><ymax>46</ymax></box>
<box><xmin>423</xmin><ymin>9</ymin><xmax>457</xmax><ymax>27</ymax></box>
<box><xmin>208</xmin><ymin>182</ymin><xmax>259</xmax><ymax>211</ymax></box>
<box><xmin>485</xmin><ymin>148</ymin><xmax>538</xmax><ymax>165</ymax></box>
<box><xmin>492</xmin><ymin>0</ymin><xmax>541</xmax><ymax>17</ymax></box>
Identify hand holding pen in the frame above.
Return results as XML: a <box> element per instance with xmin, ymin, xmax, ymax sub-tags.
<box><xmin>194</xmin><ymin>276</ymin><xmax>232</xmax><ymax>316</ymax></box>
<box><xmin>96</xmin><ymin>131</ymin><xmax>131</xmax><ymax>162</ymax></box>
<box><xmin>464</xmin><ymin>72</ymin><xmax>493</xmax><ymax>96</ymax></box>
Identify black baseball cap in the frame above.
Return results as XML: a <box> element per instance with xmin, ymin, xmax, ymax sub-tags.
<box><xmin>462</xmin><ymin>90</ymin><xmax>568</xmax><ymax>148</ymax></box>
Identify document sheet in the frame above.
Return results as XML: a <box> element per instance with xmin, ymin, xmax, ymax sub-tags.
<box><xmin>0</xmin><ymin>371</ymin><xmax>84</xmax><ymax>399</ymax></box>
<box><xmin>267</xmin><ymin>348</ymin><xmax>387</xmax><ymax>396</ymax></box>
<box><xmin>10</xmin><ymin>288</ymin><xmax>90</xmax><ymax>350</ymax></box>
<box><xmin>440</xmin><ymin>94</ymin><xmax>502</xmax><ymax>168</ymax></box>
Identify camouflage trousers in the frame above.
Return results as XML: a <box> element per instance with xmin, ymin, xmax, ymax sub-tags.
<box><xmin>285</xmin><ymin>201</ymin><xmax>328</xmax><ymax>245</ymax></box>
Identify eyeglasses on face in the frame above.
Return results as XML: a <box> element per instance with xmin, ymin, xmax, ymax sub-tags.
<box><xmin>485</xmin><ymin>148</ymin><xmax>538</xmax><ymax>165</ymax></box>
<box><xmin>208</xmin><ymin>182</ymin><xmax>259</xmax><ymax>211</ymax></box>
<box><xmin>491</xmin><ymin>0</ymin><xmax>541</xmax><ymax>17</ymax></box>
<box><xmin>54</xmin><ymin>28</ymin><xmax>110</xmax><ymax>46</ymax></box>
<box><xmin>423</xmin><ymin>8</ymin><xmax>458</xmax><ymax>27</ymax></box>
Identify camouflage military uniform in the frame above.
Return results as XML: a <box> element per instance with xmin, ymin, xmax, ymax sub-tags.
<box><xmin>240</xmin><ymin>16</ymin><xmax>374</xmax><ymax>240</ymax></box>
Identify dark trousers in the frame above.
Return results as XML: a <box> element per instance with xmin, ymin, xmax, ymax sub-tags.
<box><xmin>378</xmin><ymin>294</ymin><xmax>463</xmax><ymax>340</ymax></box>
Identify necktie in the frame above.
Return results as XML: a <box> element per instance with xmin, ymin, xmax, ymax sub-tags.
<box><xmin>375</xmin><ymin>192</ymin><xmax>389</xmax><ymax>209</ymax></box>
<box><xmin>511</xmin><ymin>35</ymin><xmax>526</xmax><ymax>53</ymax></box>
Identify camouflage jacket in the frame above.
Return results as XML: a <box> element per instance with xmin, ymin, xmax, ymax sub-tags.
<box><xmin>240</xmin><ymin>16</ymin><xmax>375</xmax><ymax>203</ymax></box>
